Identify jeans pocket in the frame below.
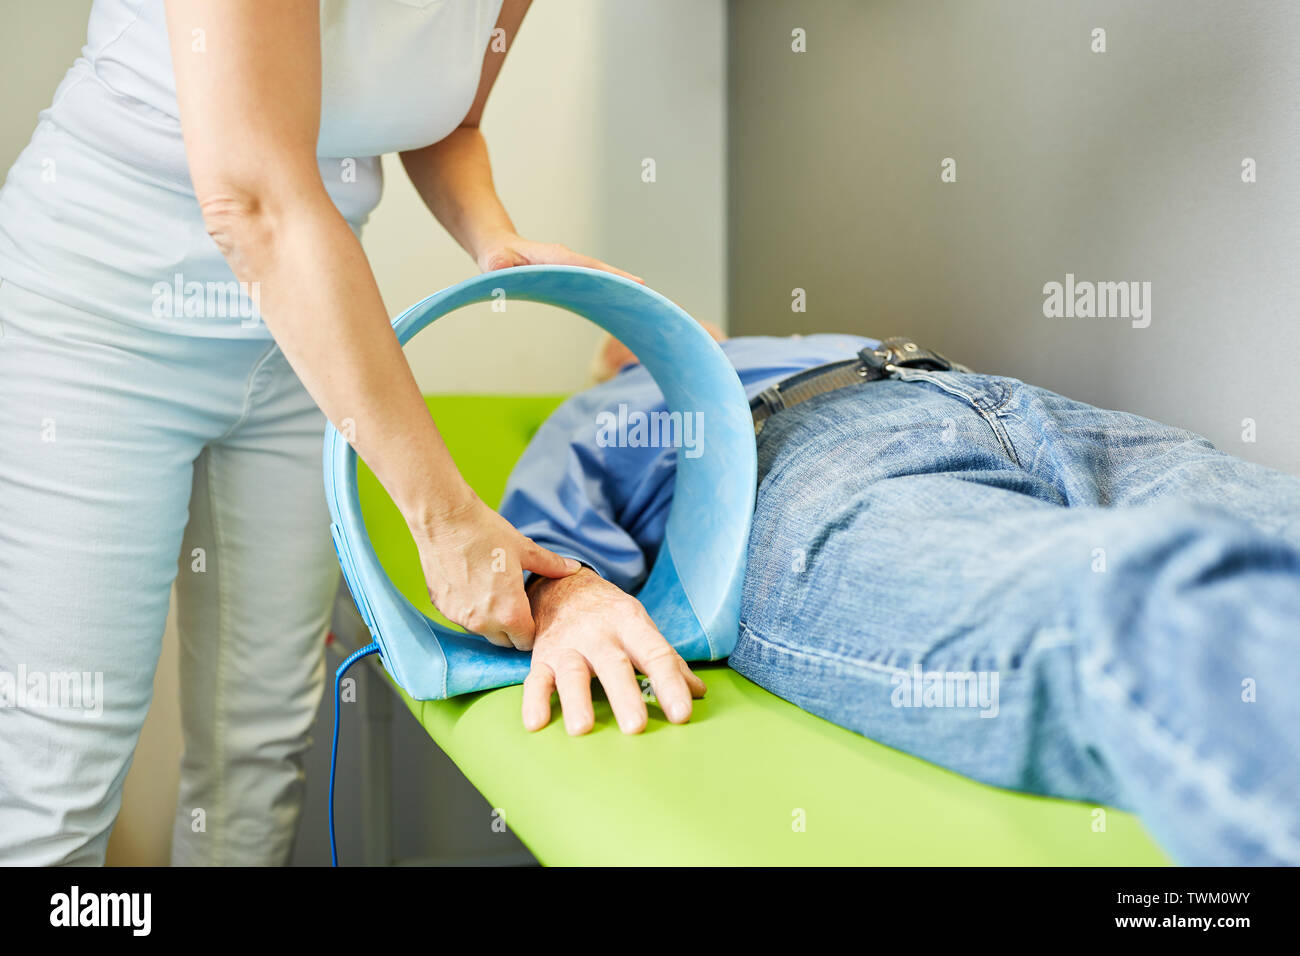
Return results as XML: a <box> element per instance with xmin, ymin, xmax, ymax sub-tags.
<box><xmin>893</xmin><ymin>369</ymin><xmax>1022</xmax><ymax>465</ymax></box>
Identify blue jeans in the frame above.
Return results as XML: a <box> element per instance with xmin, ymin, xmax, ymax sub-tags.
<box><xmin>730</xmin><ymin>370</ymin><xmax>1300</xmax><ymax>866</ymax></box>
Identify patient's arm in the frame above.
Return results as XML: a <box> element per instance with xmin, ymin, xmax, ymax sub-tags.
<box><xmin>500</xmin><ymin>385</ymin><xmax>678</xmax><ymax>593</ymax></box>
<box><xmin>521</xmin><ymin>568</ymin><xmax>706</xmax><ymax>735</ymax></box>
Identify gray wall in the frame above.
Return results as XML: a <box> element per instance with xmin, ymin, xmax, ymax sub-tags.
<box><xmin>729</xmin><ymin>0</ymin><xmax>1300</xmax><ymax>475</ymax></box>
<box><xmin>0</xmin><ymin>1</ymin><xmax>93</xmax><ymax>166</ymax></box>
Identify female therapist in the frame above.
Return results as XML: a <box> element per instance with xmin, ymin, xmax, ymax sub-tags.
<box><xmin>0</xmin><ymin>0</ymin><xmax>632</xmax><ymax>865</ymax></box>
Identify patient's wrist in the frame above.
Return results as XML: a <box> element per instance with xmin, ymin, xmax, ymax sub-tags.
<box><xmin>526</xmin><ymin>564</ymin><xmax>599</xmax><ymax>610</ymax></box>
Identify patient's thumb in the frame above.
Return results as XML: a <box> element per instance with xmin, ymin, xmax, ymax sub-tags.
<box><xmin>522</xmin><ymin>544</ymin><xmax>583</xmax><ymax>579</ymax></box>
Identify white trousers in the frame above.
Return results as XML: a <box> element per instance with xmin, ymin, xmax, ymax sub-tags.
<box><xmin>0</xmin><ymin>278</ymin><xmax>340</xmax><ymax>865</ymax></box>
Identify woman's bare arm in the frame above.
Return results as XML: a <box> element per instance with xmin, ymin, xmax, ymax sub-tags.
<box><xmin>399</xmin><ymin>0</ymin><xmax>642</xmax><ymax>280</ymax></box>
<box><xmin>164</xmin><ymin>0</ymin><xmax>576</xmax><ymax>647</ymax></box>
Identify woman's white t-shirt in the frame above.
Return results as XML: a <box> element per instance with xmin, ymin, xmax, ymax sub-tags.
<box><xmin>0</xmin><ymin>0</ymin><xmax>504</xmax><ymax>337</ymax></box>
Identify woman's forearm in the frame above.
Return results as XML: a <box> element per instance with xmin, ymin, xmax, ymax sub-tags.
<box><xmin>165</xmin><ymin>0</ymin><xmax>472</xmax><ymax>527</ymax></box>
<box><xmin>400</xmin><ymin>0</ymin><xmax>534</xmax><ymax>267</ymax></box>
<box><xmin>165</xmin><ymin>0</ymin><xmax>579</xmax><ymax>647</ymax></box>
<box><xmin>401</xmin><ymin>126</ymin><xmax>518</xmax><ymax>267</ymax></box>
<box><xmin>205</xmin><ymin>183</ymin><xmax>474</xmax><ymax>527</ymax></box>
<box><xmin>399</xmin><ymin>126</ymin><xmax>644</xmax><ymax>282</ymax></box>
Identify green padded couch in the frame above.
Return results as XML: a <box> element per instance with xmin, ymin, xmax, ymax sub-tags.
<box><xmin>356</xmin><ymin>395</ymin><xmax>1169</xmax><ymax>866</ymax></box>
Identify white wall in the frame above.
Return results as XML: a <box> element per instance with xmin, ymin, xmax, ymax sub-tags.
<box><xmin>0</xmin><ymin>0</ymin><xmax>725</xmax><ymax>864</ymax></box>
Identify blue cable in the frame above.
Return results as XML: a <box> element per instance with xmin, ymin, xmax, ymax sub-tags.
<box><xmin>330</xmin><ymin>640</ymin><xmax>380</xmax><ymax>867</ymax></box>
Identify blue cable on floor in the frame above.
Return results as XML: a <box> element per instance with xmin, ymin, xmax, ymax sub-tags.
<box><xmin>330</xmin><ymin>640</ymin><xmax>380</xmax><ymax>867</ymax></box>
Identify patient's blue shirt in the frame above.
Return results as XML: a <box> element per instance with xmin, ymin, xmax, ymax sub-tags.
<box><xmin>499</xmin><ymin>333</ymin><xmax>879</xmax><ymax>591</ymax></box>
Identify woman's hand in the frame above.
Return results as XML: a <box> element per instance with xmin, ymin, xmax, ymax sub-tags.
<box><xmin>409</xmin><ymin>491</ymin><xmax>582</xmax><ymax>651</ymax></box>
<box><xmin>476</xmin><ymin>233</ymin><xmax>644</xmax><ymax>284</ymax></box>
<box><xmin>521</xmin><ymin>568</ymin><xmax>707</xmax><ymax>735</ymax></box>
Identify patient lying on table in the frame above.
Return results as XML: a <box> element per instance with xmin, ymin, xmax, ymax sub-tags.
<box><xmin>500</xmin><ymin>327</ymin><xmax>1300</xmax><ymax>866</ymax></box>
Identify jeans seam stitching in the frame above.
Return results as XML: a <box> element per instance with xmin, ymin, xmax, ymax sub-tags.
<box><xmin>216</xmin><ymin>345</ymin><xmax>280</xmax><ymax>442</ymax></box>
<box><xmin>908</xmin><ymin>373</ymin><xmax>1022</xmax><ymax>466</ymax></box>
<box><xmin>205</xmin><ymin>447</ymin><xmax>230</xmax><ymax>865</ymax></box>
<box><xmin>739</xmin><ymin>621</ymin><xmax>918</xmax><ymax>677</ymax></box>
<box><xmin>1084</xmin><ymin>651</ymin><xmax>1300</xmax><ymax>862</ymax></box>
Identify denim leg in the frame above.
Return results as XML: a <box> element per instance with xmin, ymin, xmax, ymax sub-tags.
<box><xmin>998</xmin><ymin>380</ymin><xmax>1300</xmax><ymax>549</ymax></box>
<box><xmin>1068</xmin><ymin>502</ymin><xmax>1300</xmax><ymax>864</ymax></box>
<box><xmin>732</xmin><ymin>372</ymin><xmax>1300</xmax><ymax>864</ymax></box>
<box><xmin>990</xmin><ymin>376</ymin><xmax>1300</xmax><ymax>864</ymax></box>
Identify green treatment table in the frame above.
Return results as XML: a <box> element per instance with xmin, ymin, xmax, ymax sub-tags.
<box><xmin>345</xmin><ymin>394</ymin><xmax>1169</xmax><ymax>866</ymax></box>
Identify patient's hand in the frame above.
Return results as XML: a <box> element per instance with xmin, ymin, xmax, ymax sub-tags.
<box><xmin>522</xmin><ymin>568</ymin><xmax>707</xmax><ymax>735</ymax></box>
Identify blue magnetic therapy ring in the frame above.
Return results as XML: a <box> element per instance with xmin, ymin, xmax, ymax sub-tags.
<box><xmin>323</xmin><ymin>265</ymin><xmax>757</xmax><ymax>700</ymax></box>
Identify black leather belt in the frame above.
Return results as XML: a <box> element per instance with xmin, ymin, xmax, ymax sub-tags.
<box><xmin>750</xmin><ymin>336</ymin><xmax>963</xmax><ymax>434</ymax></box>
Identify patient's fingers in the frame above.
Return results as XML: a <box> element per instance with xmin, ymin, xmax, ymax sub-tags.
<box><xmin>627</xmin><ymin>622</ymin><xmax>704</xmax><ymax>724</ymax></box>
<box><xmin>680</xmin><ymin>659</ymin><xmax>707</xmax><ymax>698</ymax></box>
<box><xmin>589</xmin><ymin>650</ymin><xmax>648</xmax><ymax>734</ymax></box>
<box><xmin>521</xmin><ymin>662</ymin><xmax>555</xmax><ymax>732</ymax></box>
<box><xmin>636</xmin><ymin>650</ymin><xmax>693</xmax><ymax>724</ymax></box>
<box><xmin>552</xmin><ymin>649</ymin><xmax>596</xmax><ymax>735</ymax></box>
